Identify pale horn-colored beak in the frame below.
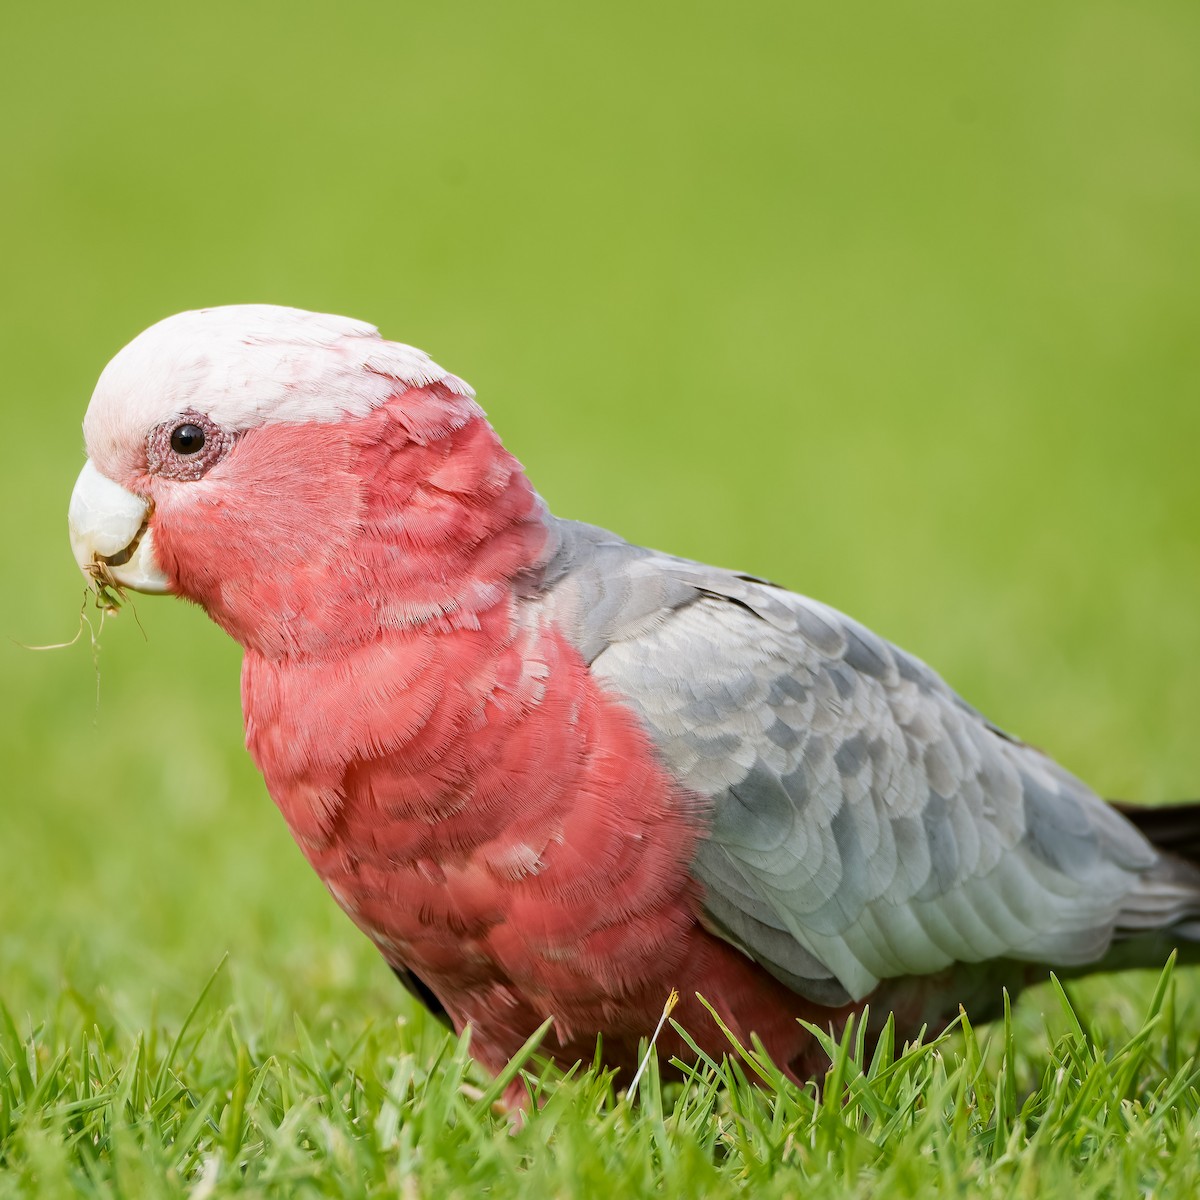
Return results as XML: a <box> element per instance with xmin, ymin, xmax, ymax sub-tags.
<box><xmin>68</xmin><ymin>460</ymin><xmax>171</xmax><ymax>595</ymax></box>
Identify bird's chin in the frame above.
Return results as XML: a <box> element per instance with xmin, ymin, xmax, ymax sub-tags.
<box><xmin>68</xmin><ymin>459</ymin><xmax>172</xmax><ymax>605</ymax></box>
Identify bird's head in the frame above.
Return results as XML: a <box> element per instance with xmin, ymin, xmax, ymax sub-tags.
<box><xmin>68</xmin><ymin>305</ymin><xmax>549</xmax><ymax>657</ymax></box>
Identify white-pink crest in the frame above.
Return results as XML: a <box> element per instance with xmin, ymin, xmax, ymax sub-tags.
<box><xmin>82</xmin><ymin>305</ymin><xmax>473</xmax><ymax>477</ymax></box>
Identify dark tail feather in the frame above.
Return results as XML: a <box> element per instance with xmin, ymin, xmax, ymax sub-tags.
<box><xmin>1112</xmin><ymin>800</ymin><xmax>1200</xmax><ymax>866</ymax></box>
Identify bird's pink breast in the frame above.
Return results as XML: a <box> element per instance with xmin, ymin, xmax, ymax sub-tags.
<box><xmin>242</xmin><ymin>608</ymin><xmax>849</xmax><ymax>1076</ymax></box>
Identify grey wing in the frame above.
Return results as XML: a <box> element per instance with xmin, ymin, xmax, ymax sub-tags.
<box><xmin>538</xmin><ymin>519</ymin><xmax>1172</xmax><ymax>1005</ymax></box>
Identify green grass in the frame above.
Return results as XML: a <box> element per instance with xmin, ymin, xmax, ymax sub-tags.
<box><xmin>3</xmin><ymin>0</ymin><xmax>1200</xmax><ymax>1194</ymax></box>
<box><xmin>4</xmin><ymin>961</ymin><xmax>1200</xmax><ymax>1197</ymax></box>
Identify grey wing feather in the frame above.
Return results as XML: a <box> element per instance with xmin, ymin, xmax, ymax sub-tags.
<box><xmin>537</xmin><ymin>519</ymin><xmax>1184</xmax><ymax>1004</ymax></box>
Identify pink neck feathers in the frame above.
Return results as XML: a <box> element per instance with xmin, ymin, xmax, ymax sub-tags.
<box><xmin>155</xmin><ymin>383</ymin><xmax>554</xmax><ymax>660</ymax></box>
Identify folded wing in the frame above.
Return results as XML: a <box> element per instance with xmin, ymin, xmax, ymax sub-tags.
<box><xmin>539</xmin><ymin>520</ymin><xmax>1174</xmax><ymax>1005</ymax></box>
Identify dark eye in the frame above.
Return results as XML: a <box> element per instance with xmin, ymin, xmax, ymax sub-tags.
<box><xmin>170</xmin><ymin>424</ymin><xmax>206</xmax><ymax>455</ymax></box>
<box><xmin>148</xmin><ymin>411</ymin><xmax>226</xmax><ymax>480</ymax></box>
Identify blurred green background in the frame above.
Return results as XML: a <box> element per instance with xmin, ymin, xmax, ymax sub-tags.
<box><xmin>1</xmin><ymin>0</ymin><xmax>1198</xmax><ymax>1040</ymax></box>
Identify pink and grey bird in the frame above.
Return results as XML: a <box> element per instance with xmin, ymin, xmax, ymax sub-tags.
<box><xmin>67</xmin><ymin>306</ymin><xmax>1200</xmax><ymax>1092</ymax></box>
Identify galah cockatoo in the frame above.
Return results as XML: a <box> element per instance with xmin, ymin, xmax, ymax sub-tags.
<box><xmin>67</xmin><ymin>305</ymin><xmax>1200</xmax><ymax>1093</ymax></box>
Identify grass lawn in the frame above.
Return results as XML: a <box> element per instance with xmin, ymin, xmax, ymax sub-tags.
<box><xmin>2</xmin><ymin>1</ymin><xmax>1199</xmax><ymax>1195</ymax></box>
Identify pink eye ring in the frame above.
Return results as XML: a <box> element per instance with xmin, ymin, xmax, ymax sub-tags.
<box><xmin>148</xmin><ymin>411</ymin><xmax>228</xmax><ymax>480</ymax></box>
